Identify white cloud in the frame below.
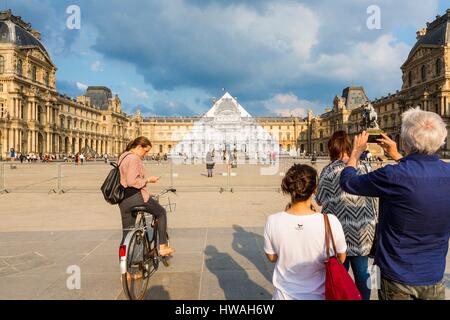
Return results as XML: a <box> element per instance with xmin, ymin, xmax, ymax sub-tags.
<box><xmin>90</xmin><ymin>60</ymin><xmax>104</xmax><ymax>72</ymax></box>
<box><xmin>302</xmin><ymin>34</ymin><xmax>410</xmax><ymax>95</ymax></box>
<box><xmin>14</xmin><ymin>0</ymin><xmax>442</xmax><ymax>115</ymax></box>
<box><xmin>131</xmin><ymin>87</ymin><xmax>150</xmax><ymax>100</ymax></box>
<box><xmin>263</xmin><ymin>93</ymin><xmax>320</xmax><ymax>117</ymax></box>
<box><xmin>76</xmin><ymin>82</ymin><xmax>88</xmax><ymax>91</ymax></box>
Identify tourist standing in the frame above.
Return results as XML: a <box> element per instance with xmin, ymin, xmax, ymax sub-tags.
<box><xmin>311</xmin><ymin>152</ymin><xmax>317</xmax><ymax>166</ymax></box>
<box><xmin>271</xmin><ymin>151</ymin><xmax>276</xmax><ymax>166</ymax></box>
<box><xmin>340</xmin><ymin>108</ymin><xmax>450</xmax><ymax>300</ymax></box>
<box><xmin>316</xmin><ymin>130</ymin><xmax>377</xmax><ymax>300</ymax></box>
<box><xmin>264</xmin><ymin>164</ymin><xmax>347</xmax><ymax>300</ymax></box>
<box><xmin>206</xmin><ymin>151</ymin><xmax>215</xmax><ymax>177</ymax></box>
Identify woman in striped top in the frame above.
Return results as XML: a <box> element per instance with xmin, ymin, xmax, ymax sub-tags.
<box><xmin>315</xmin><ymin>131</ymin><xmax>378</xmax><ymax>300</ymax></box>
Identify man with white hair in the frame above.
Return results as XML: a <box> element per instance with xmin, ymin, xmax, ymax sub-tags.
<box><xmin>340</xmin><ymin>107</ymin><xmax>450</xmax><ymax>300</ymax></box>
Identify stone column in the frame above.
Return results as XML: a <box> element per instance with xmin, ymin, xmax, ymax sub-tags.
<box><xmin>18</xmin><ymin>99</ymin><xmax>22</xmax><ymax>119</ymax></box>
<box><xmin>32</xmin><ymin>131</ymin><xmax>36</xmax><ymax>153</ymax></box>
<box><xmin>10</xmin><ymin>99</ymin><xmax>14</xmax><ymax>118</ymax></box>
<box><xmin>8</xmin><ymin>129</ymin><xmax>13</xmax><ymax>153</ymax></box>
<box><xmin>27</xmin><ymin>131</ymin><xmax>32</xmax><ymax>153</ymax></box>
<box><xmin>1</xmin><ymin>130</ymin><xmax>8</xmax><ymax>158</ymax></box>
<box><xmin>17</xmin><ymin>130</ymin><xmax>21</xmax><ymax>152</ymax></box>
<box><xmin>445</xmin><ymin>96</ymin><xmax>449</xmax><ymax>116</ymax></box>
<box><xmin>13</xmin><ymin>129</ymin><xmax>17</xmax><ymax>150</ymax></box>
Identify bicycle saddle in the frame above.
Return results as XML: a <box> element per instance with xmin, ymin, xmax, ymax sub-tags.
<box><xmin>130</xmin><ymin>206</ymin><xmax>151</xmax><ymax>217</ymax></box>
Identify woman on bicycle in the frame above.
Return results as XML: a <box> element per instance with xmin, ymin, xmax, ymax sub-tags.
<box><xmin>118</xmin><ymin>136</ymin><xmax>175</xmax><ymax>256</ymax></box>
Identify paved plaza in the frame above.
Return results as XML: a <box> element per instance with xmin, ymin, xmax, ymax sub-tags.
<box><xmin>0</xmin><ymin>160</ymin><xmax>449</xmax><ymax>300</ymax></box>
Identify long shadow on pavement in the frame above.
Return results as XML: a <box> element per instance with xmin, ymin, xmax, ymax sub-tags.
<box><xmin>231</xmin><ymin>225</ymin><xmax>272</xmax><ymax>283</ymax></box>
<box><xmin>145</xmin><ymin>285</ymin><xmax>171</xmax><ymax>300</ymax></box>
<box><xmin>204</xmin><ymin>245</ymin><xmax>271</xmax><ymax>299</ymax></box>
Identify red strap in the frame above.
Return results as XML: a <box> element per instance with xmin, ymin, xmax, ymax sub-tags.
<box><xmin>323</xmin><ymin>213</ymin><xmax>337</xmax><ymax>259</ymax></box>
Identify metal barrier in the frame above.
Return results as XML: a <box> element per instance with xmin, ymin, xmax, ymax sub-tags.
<box><xmin>0</xmin><ymin>157</ymin><xmax>427</xmax><ymax>195</ymax></box>
<box><xmin>0</xmin><ymin>163</ymin><xmax>8</xmax><ymax>194</ymax></box>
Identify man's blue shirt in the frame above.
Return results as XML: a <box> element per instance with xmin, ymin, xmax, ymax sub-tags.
<box><xmin>340</xmin><ymin>153</ymin><xmax>450</xmax><ymax>285</ymax></box>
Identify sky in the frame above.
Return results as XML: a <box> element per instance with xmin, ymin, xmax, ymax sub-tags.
<box><xmin>5</xmin><ymin>0</ymin><xmax>450</xmax><ymax>117</ymax></box>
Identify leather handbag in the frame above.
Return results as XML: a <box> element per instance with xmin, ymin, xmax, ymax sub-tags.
<box><xmin>323</xmin><ymin>213</ymin><xmax>362</xmax><ymax>300</ymax></box>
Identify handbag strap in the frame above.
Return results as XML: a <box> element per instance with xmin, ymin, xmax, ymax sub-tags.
<box><xmin>323</xmin><ymin>213</ymin><xmax>337</xmax><ymax>259</ymax></box>
<box><xmin>117</xmin><ymin>152</ymin><xmax>132</xmax><ymax>167</ymax></box>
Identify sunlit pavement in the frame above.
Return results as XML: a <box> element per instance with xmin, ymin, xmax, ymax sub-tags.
<box><xmin>0</xmin><ymin>161</ymin><xmax>448</xmax><ymax>300</ymax></box>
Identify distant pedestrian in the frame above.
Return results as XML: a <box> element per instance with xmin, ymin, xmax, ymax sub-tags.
<box><xmin>9</xmin><ymin>148</ymin><xmax>15</xmax><ymax>162</ymax></box>
<box><xmin>79</xmin><ymin>153</ymin><xmax>85</xmax><ymax>165</ymax></box>
<box><xmin>206</xmin><ymin>151</ymin><xmax>215</xmax><ymax>177</ymax></box>
<box><xmin>311</xmin><ymin>152</ymin><xmax>317</xmax><ymax>165</ymax></box>
<box><xmin>271</xmin><ymin>151</ymin><xmax>277</xmax><ymax>166</ymax></box>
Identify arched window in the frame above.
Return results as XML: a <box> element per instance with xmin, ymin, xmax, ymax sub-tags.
<box><xmin>436</xmin><ymin>59</ymin><xmax>443</xmax><ymax>76</ymax></box>
<box><xmin>0</xmin><ymin>56</ymin><xmax>4</xmax><ymax>74</ymax></box>
<box><xmin>17</xmin><ymin>59</ymin><xmax>22</xmax><ymax>76</ymax></box>
<box><xmin>32</xmin><ymin>66</ymin><xmax>37</xmax><ymax>82</ymax></box>
<box><xmin>421</xmin><ymin>65</ymin><xmax>426</xmax><ymax>81</ymax></box>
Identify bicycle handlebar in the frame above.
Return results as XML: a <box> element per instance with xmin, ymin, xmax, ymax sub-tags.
<box><xmin>155</xmin><ymin>187</ymin><xmax>177</xmax><ymax>197</ymax></box>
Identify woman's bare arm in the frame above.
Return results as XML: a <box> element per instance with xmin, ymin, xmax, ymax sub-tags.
<box><xmin>337</xmin><ymin>253</ymin><xmax>346</xmax><ymax>264</ymax></box>
<box><xmin>265</xmin><ymin>253</ymin><xmax>278</xmax><ymax>263</ymax></box>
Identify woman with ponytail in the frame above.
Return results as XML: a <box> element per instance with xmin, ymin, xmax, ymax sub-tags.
<box><xmin>264</xmin><ymin>164</ymin><xmax>347</xmax><ymax>300</ymax></box>
<box><xmin>315</xmin><ymin>131</ymin><xmax>377</xmax><ymax>300</ymax></box>
<box><xmin>118</xmin><ymin>136</ymin><xmax>175</xmax><ymax>256</ymax></box>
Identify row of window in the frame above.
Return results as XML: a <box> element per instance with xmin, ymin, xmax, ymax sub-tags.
<box><xmin>408</xmin><ymin>58</ymin><xmax>443</xmax><ymax>86</ymax></box>
<box><xmin>2</xmin><ymin>56</ymin><xmax>51</xmax><ymax>87</ymax></box>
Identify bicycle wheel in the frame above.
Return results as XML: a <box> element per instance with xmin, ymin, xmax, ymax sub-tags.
<box><xmin>121</xmin><ymin>228</ymin><xmax>151</xmax><ymax>300</ymax></box>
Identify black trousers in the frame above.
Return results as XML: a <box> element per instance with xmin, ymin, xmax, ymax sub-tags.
<box><xmin>119</xmin><ymin>193</ymin><xmax>168</xmax><ymax>245</ymax></box>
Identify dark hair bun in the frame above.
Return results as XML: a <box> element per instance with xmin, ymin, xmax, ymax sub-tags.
<box><xmin>281</xmin><ymin>164</ymin><xmax>317</xmax><ymax>203</ymax></box>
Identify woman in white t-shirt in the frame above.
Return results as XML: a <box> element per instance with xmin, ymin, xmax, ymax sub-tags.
<box><xmin>264</xmin><ymin>164</ymin><xmax>347</xmax><ymax>300</ymax></box>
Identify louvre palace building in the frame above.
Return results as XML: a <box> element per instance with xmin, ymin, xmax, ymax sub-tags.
<box><xmin>0</xmin><ymin>9</ymin><xmax>449</xmax><ymax>159</ymax></box>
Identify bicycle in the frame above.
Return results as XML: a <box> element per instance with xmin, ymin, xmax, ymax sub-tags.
<box><xmin>119</xmin><ymin>187</ymin><xmax>177</xmax><ymax>300</ymax></box>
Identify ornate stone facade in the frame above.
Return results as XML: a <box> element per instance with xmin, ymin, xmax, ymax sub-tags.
<box><xmin>0</xmin><ymin>10</ymin><xmax>140</xmax><ymax>159</ymax></box>
<box><xmin>1</xmin><ymin>9</ymin><xmax>449</xmax><ymax>159</ymax></box>
<box><xmin>298</xmin><ymin>10</ymin><xmax>450</xmax><ymax>156</ymax></box>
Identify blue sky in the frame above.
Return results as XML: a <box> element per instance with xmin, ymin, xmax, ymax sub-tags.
<box><xmin>7</xmin><ymin>0</ymin><xmax>450</xmax><ymax>117</ymax></box>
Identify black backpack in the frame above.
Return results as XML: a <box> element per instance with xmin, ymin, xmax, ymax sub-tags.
<box><xmin>100</xmin><ymin>153</ymin><xmax>131</xmax><ymax>205</ymax></box>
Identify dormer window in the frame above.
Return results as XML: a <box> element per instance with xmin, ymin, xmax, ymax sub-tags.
<box><xmin>17</xmin><ymin>59</ymin><xmax>22</xmax><ymax>76</ymax></box>
<box><xmin>436</xmin><ymin>59</ymin><xmax>443</xmax><ymax>76</ymax></box>
<box><xmin>32</xmin><ymin>66</ymin><xmax>37</xmax><ymax>82</ymax></box>
<box><xmin>0</xmin><ymin>56</ymin><xmax>4</xmax><ymax>74</ymax></box>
